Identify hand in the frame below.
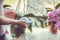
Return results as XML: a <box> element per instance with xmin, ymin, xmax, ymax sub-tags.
<box><xmin>17</xmin><ymin>20</ymin><xmax>26</xmax><ymax>28</ymax></box>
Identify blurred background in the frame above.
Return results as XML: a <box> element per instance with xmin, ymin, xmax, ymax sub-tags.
<box><xmin>4</xmin><ymin>0</ymin><xmax>60</xmax><ymax>28</ymax></box>
<box><xmin>3</xmin><ymin>0</ymin><xmax>60</xmax><ymax>40</ymax></box>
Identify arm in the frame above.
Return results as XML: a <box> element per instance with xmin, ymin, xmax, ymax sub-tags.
<box><xmin>0</xmin><ymin>16</ymin><xmax>19</xmax><ymax>25</ymax></box>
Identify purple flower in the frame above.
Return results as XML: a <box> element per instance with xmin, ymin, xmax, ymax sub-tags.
<box><xmin>47</xmin><ymin>8</ymin><xmax>60</xmax><ymax>30</ymax></box>
<box><xmin>47</xmin><ymin>10</ymin><xmax>57</xmax><ymax>22</ymax></box>
<box><xmin>55</xmin><ymin>21</ymin><xmax>60</xmax><ymax>30</ymax></box>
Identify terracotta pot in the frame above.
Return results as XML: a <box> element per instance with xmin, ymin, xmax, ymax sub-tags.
<box><xmin>49</xmin><ymin>22</ymin><xmax>58</xmax><ymax>34</ymax></box>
